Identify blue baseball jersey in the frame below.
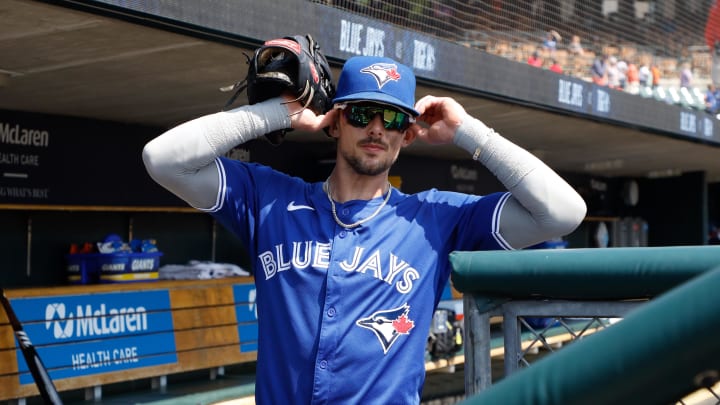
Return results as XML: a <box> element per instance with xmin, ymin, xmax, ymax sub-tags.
<box><xmin>206</xmin><ymin>157</ymin><xmax>511</xmax><ymax>404</ymax></box>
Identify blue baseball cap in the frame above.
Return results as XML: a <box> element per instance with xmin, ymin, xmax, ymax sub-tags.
<box><xmin>332</xmin><ymin>56</ymin><xmax>419</xmax><ymax>116</ymax></box>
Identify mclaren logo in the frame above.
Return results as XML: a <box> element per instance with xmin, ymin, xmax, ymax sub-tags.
<box><xmin>44</xmin><ymin>302</ymin><xmax>148</xmax><ymax>340</ymax></box>
<box><xmin>360</xmin><ymin>63</ymin><xmax>401</xmax><ymax>89</ymax></box>
<box><xmin>45</xmin><ymin>303</ymin><xmax>74</xmax><ymax>339</ymax></box>
<box><xmin>356</xmin><ymin>303</ymin><xmax>415</xmax><ymax>354</ymax></box>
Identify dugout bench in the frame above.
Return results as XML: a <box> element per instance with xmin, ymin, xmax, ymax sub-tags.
<box><xmin>0</xmin><ymin>277</ymin><xmax>469</xmax><ymax>404</ymax></box>
<box><xmin>0</xmin><ymin>278</ymin><xmax>259</xmax><ymax>403</ymax></box>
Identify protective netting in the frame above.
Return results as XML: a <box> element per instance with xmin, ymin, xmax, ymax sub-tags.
<box><xmin>320</xmin><ymin>0</ymin><xmax>718</xmax><ymax>109</ymax></box>
<box><xmin>312</xmin><ymin>3</ymin><xmax>720</xmax><ymax>402</ymax></box>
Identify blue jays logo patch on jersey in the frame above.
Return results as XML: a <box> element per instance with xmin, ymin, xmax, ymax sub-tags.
<box><xmin>360</xmin><ymin>63</ymin><xmax>401</xmax><ymax>89</ymax></box>
<box><xmin>356</xmin><ymin>303</ymin><xmax>414</xmax><ymax>354</ymax></box>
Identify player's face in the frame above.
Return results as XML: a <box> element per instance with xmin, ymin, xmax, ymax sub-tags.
<box><xmin>333</xmin><ymin>103</ymin><xmax>416</xmax><ymax>176</ymax></box>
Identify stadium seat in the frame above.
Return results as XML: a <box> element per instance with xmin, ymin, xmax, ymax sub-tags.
<box><xmin>665</xmin><ymin>87</ymin><xmax>682</xmax><ymax>106</ymax></box>
<box><xmin>692</xmin><ymin>87</ymin><xmax>708</xmax><ymax>109</ymax></box>
<box><xmin>638</xmin><ymin>86</ymin><xmax>654</xmax><ymax>98</ymax></box>
<box><xmin>653</xmin><ymin>86</ymin><xmax>670</xmax><ymax>103</ymax></box>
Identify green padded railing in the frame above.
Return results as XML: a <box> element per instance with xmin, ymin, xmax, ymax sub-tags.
<box><xmin>458</xmin><ymin>264</ymin><xmax>720</xmax><ymax>405</ymax></box>
<box><xmin>450</xmin><ymin>246</ymin><xmax>720</xmax><ymax>300</ymax></box>
<box><xmin>449</xmin><ymin>246</ymin><xmax>720</xmax><ymax>404</ymax></box>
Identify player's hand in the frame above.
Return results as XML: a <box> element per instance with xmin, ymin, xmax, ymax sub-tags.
<box><xmin>283</xmin><ymin>96</ymin><xmax>337</xmax><ymax>133</ymax></box>
<box><xmin>410</xmin><ymin>95</ymin><xmax>469</xmax><ymax>145</ymax></box>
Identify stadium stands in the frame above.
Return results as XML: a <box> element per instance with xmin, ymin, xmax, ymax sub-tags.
<box><xmin>326</xmin><ymin>0</ymin><xmax>716</xmax><ymax>116</ymax></box>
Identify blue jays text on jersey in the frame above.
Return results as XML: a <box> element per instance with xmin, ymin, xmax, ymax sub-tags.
<box><xmin>203</xmin><ymin>157</ymin><xmax>511</xmax><ymax>404</ymax></box>
<box><xmin>259</xmin><ymin>241</ymin><xmax>421</xmax><ymax>294</ymax></box>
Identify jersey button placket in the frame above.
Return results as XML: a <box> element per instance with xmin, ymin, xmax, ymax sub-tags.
<box><xmin>311</xmin><ymin>227</ymin><xmax>348</xmax><ymax>402</ymax></box>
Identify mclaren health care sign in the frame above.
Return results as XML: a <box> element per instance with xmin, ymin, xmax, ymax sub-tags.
<box><xmin>10</xmin><ymin>290</ymin><xmax>177</xmax><ymax>384</ymax></box>
<box><xmin>233</xmin><ymin>284</ymin><xmax>259</xmax><ymax>353</ymax></box>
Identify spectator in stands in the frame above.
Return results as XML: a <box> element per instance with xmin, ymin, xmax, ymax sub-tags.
<box><xmin>542</xmin><ymin>30</ymin><xmax>561</xmax><ymax>57</ymax></box>
<box><xmin>705</xmin><ymin>0</ymin><xmax>720</xmax><ymax>87</ymax></box>
<box><xmin>626</xmin><ymin>61</ymin><xmax>640</xmax><ymax>92</ymax></box>
<box><xmin>650</xmin><ymin>64</ymin><xmax>661</xmax><ymax>89</ymax></box>
<box><xmin>638</xmin><ymin>63</ymin><xmax>651</xmax><ymax>87</ymax></box>
<box><xmin>606</xmin><ymin>57</ymin><xmax>621</xmax><ymax>89</ymax></box>
<box><xmin>705</xmin><ymin>84</ymin><xmax>719</xmax><ymax>114</ymax></box>
<box><xmin>616</xmin><ymin>58</ymin><xmax>628</xmax><ymax>90</ymax></box>
<box><xmin>567</xmin><ymin>35</ymin><xmax>584</xmax><ymax>76</ymax></box>
<box><xmin>527</xmin><ymin>48</ymin><xmax>543</xmax><ymax>67</ymax></box>
<box><xmin>680</xmin><ymin>62</ymin><xmax>693</xmax><ymax>89</ymax></box>
<box><xmin>591</xmin><ymin>54</ymin><xmax>608</xmax><ymax>86</ymax></box>
<box><xmin>548</xmin><ymin>58</ymin><xmax>563</xmax><ymax>74</ymax></box>
<box><xmin>569</xmin><ymin>35</ymin><xmax>584</xmax><ymax>56</ymax></box>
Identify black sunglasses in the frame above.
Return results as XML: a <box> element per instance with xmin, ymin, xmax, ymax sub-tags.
<box><xmin>337</xmin><ymin>103</ymin><xmax>415</xmax><ymax>131</ymax></box>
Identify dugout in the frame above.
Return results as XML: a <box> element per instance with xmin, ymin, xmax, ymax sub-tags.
<box><xmin>1</xmin><ymin>0</ymin><xmax>719</xmax><ymax>287</ymax></box>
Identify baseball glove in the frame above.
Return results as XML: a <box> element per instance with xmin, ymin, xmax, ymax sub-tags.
<box><xmin>221</xmin><ymin>34</ymin><xmax>336</xmax><ymax>145</ymax></box>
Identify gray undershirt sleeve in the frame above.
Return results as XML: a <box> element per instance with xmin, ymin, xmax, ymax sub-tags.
<box><xmin>142</xmin><ymin>98</ymin><xmax>290</xmax><ymax>209</ymax></box>
<box><xmin>454</xmin><ymin>117</ymin><xmax>587</xmax><ymax>249</ymax></box>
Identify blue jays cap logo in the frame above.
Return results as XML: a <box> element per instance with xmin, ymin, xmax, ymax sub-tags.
<box><xmin>332</xmin><ymin>56</ymin><xmax>419</xmax><ymax>116</ymax></box>
<box><xmin>360</xmin><ymin>63</ymin><xmax>401</xmax><ymax>89</ymax></box>
<box><xmin>356</xmin><ymin>303</ymin><xmax>415</xmax><ymax>354</ymax></box>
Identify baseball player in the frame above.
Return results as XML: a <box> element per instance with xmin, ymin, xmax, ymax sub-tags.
<box><xmin>143</xmin><ymin>55</ymin><xmax>586</xmax><ymax>403</ymax></box>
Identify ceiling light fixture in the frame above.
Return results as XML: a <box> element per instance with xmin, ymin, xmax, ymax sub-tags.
<box><xmin>647</xmin><ymin>169</ymin><xmax>682</xmax><ymax>178</ymax></box>
<box><xmin>583</xmin><ymin>159</ymin><xmax>624</xmax><ymax>172</ymax></box>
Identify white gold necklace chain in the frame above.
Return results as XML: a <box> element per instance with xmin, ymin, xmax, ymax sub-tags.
<box><xmin>324</xmin><ymin>179</ymin><xmax>392</xmax><ymax>229</ymax></box>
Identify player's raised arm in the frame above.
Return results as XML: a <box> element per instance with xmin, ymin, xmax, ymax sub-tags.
<box><xmin>142</xmin><ymin>99</ymin><xmax>292</xmax><ymax>209</ymax></box>
<box><xmin>412</xmin><ymin>95</ymin><xmax>587</xmax><ymax>249</ymax></box>
<box><xmin>144</xmin><ymin>34</ymin><xmax>335</xmax><ymax>210</ymax></box>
